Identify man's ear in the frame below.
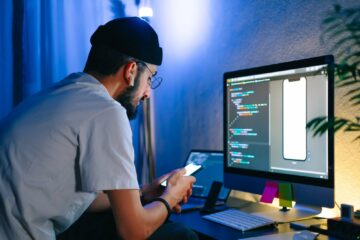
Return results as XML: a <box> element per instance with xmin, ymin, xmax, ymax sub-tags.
<box><xmin>124</xmin><ymin>61</ymin><xmax>137</xmax><ymax>87</ymax></box>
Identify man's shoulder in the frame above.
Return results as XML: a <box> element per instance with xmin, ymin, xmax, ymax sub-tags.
<box><xmin>52</xmin><ymin>72</ymin><xmax>118</xmax><ymax>108</ymax></box>
<box><xmin>40</xmin><ymin>72</ymin><xmax>126</xmax><ymax>125</ymax></box>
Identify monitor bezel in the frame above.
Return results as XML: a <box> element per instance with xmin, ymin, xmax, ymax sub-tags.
<box><xmin>223</xmin><ymin>55</ymin><xmax>334</xmax><ymax>188</ymax></box>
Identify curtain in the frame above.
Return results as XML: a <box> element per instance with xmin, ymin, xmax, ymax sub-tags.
<box><xmin>0</xmin><ymin>0</ymin><xmax>155</xmax><ymax>184</ymax></box>
<box><xmin>0</xmin><ymin>0</ymin><xmax>119</xmax><ymax>119</ymax></box>
<box><xmin>0</xmin><ymin>0</ymin><xmax>14</xmax><ymax>118</ymax></box>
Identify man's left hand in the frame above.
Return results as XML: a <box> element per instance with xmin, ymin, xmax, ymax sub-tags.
<box><xmin>140</xmin><ymin>171</ymin><xmax>175</xmax><ymax>204</ymax></box>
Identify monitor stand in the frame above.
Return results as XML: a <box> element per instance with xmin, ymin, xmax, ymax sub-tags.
<box><xmin>253</xmin><ymin>203</ymin><xmax>322</xmax><ymax>223</ymax></box>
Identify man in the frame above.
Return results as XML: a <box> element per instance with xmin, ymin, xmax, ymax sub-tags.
<box><xmin>0</xmin><ymin>17</ymin><xmax>197</xmax><ymax>239</ymax></box>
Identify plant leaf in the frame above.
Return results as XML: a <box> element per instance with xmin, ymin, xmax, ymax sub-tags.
<box><xmin>341</xmin><ymin>52</ymin><xmax>360</xmax><ymax>63</ymax></box>
<box><xmin>330</xmin><ymin>36</ymin><xmax>360</xmax><ymax>54</ymax></box>
<box><xmin>337</xmin><ymin>80</ymin><xmax>359</xmax><ymax>88</ymax></box>
<box><xmin>321</xmin><ymin>21</ymin><xmax>343</xmax><ymax>36</ymax></box>
<box><xmin>309</xmin><ymin>5</ymin><xmax>360</xmax><ymax>142</ymax></box>
<box><xmin>345</xmin><ymin>86</ymin><xmax>360</xmax><ymax>95</ymax></box>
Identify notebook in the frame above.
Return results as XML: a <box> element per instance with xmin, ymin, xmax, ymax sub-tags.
<box><xmin>181</xmin><ymin>150</ymin><xmax>231</xmax><ymax>211</ymax></box>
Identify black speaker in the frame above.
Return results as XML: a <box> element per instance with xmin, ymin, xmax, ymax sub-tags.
<box><xmin>327</xmin><ymin>217</ymin><xmax>360</xmax><ymax>239</ymax></box>
<box><xmin>200</xmin><ymin>181</ymin><xmax>226</xmax><ymax>214</ymax></box>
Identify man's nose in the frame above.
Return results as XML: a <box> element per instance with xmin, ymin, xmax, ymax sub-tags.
<box><xmin>143</xmin><ymin>88</ymin><xmax>151</xmax><ymax>99</ymax></box>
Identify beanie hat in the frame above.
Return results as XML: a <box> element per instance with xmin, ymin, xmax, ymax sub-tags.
<box><xmin>90</xmin><ymin>17</ymin><xmax>162</xmax><ymax>65</ymax></box>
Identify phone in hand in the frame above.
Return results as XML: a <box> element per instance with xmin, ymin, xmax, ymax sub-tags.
<box><xmin>160</xmin><ymin>163</ymin><xmax>202</xmax><ymax>187</ymax></box>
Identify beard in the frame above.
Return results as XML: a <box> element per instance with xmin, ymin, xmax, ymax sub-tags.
<box><xmin>116</xmin><ymin>74</ymin><xmax>142</xmax><ymax>120</ymax></box>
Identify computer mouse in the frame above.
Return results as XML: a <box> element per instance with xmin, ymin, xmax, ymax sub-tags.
<box><xmin>293</xmin><ymin>230</ymin><xmax>318</xmax><ymax>240</ymax></box>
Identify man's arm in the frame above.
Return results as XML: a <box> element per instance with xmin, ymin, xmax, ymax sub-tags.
<box><xmin>106</xmin><ymin>170</ymin><xmax>195</xmax><ymax>239</ymax></box>
<box><xmin>106</xmin><ymin>189</ymin><xmax>167</xmax><ymax>240</ymax></box>
<box><xmin>87</xmin><ymin>192</ymin><xmax>111</xmax><ymax>212</ymax></box>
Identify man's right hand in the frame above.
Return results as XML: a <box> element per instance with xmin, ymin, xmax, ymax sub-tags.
<box><xmin>162</xmin><ymin>168</ymin><xmax>196</xmax><ymax>212</ymax></box>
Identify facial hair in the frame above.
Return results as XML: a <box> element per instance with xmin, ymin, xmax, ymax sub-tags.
<box><xmin>116</xmin><ymin>73</ymin><xmax>142</xmax><ymax>120</ymax></box>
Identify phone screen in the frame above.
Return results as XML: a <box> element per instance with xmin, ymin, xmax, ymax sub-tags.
<box><xmin>160</xmin><ymin>163</ymin><xmax>202</xmax><ymax>187</ymax></box>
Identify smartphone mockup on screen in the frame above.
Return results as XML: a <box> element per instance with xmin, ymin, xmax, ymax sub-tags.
<box><xmin>160</xmin><ymin>163</ymin><xmax>202</xmax><ymax>187</ymax></box>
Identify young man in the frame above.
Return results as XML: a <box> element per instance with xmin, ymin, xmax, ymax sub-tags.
<box><xmin>0</xmin><ymin>17</ymin><xmax>197</xmax><ymax>240</ymax></box>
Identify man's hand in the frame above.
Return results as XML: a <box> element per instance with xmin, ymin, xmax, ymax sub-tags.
<box><xmin>162</xmin><ymin>168</ymin><xmax>196</xmax><ymax>213</ymax></box>
<box><xmin>141</xmin><ymin>168</ymin><xmax>196</xmax><ymax>213</ymax></box>
<box><xmin>140</xmin><ymin>170</ymin><xmax>178</xmax><ymax>204</ymax></box>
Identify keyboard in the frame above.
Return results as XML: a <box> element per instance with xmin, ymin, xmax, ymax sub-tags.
<box><xmin>202</xmin><ymin>209</ymin><xmax>275</xmax><ymax>231</ymax></box>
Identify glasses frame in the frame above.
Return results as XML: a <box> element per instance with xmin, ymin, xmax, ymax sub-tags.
<box><xmin>136</xmin><ymin>61</ymin><xmax>163</xmax><ymax>89</ymax></box>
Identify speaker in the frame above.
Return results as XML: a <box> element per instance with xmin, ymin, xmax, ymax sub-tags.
<box><xmin>200</xmin><ymin>181</ymin><xmax>225</xmax><ymax>214</ymax></box>
<box><xmin>341</xmin><ymin>203</ymin><xmax>354</xmax><ymax>222</ymax></box>
<box><xmin>327</xmin><ymin>217</ymin><xmax>360</xmax><ymax>239</ymax></box>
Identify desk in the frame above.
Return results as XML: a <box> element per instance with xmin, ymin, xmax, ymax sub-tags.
<box><xmin>170</xmin><ymin>210</ymin><xmax>286</xmax><ymax>239</ymax></box>
<box><xmin>170</xmin><ymin>199</ymin><xmax>333</xmax><ymax>240</ymax></box>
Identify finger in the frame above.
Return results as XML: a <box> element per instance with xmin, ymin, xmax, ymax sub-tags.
<box><xmin>178</xmin><ymin>167</ymin><xmax>186</xmax><ymax>175</ymax></box>
<box><xmin>182</xmin><ymin>176</ymin><xmax>196</xmax><ymax>185</ymax></box>
<box><xmin>182</xmin><ymin>195</ymin><xmax>188</xmax><ymax>204</ymax></box>
<box><xmin>158</xmin><ymin>167</ymin><xmax>182</xmax><ymax>183</ymax></box>
<box><xmin>167</xmin><ymin>169</ymin><xmax>187</xmax><ymax>186</ymax></box>
<box><xmin>173</xmin><ymin>204</ymin><xmax>182</xmax><ymax>213</ymax></box>
<box><xmin>157</xmin><ymin>173</ymin><xmax>171</xmax><ymax>184</ymax></box>
<box><xmin>189</xmin><ymin>175</ymin><xmax>196</xmax><ymax>183</ymax></box>
<box><xmin>187</xmin><ymin>188</ymin><xmax>192</xmax><ymax>198</ymax></box>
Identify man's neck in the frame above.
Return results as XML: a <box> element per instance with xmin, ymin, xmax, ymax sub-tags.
<box><xmin>85</xmin><ymin>70</ymin><xmax>127</xmax><ymax>99</ymax></box>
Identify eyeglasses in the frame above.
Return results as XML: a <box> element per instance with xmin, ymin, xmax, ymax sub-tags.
<box><xmin>136</xmin><ymin>61</ymin><xmax>163</xmax><ymax>89</ymax></box>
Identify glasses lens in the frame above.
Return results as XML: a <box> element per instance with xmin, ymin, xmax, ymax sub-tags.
<box><xmin>136</xmin><ymin>61</ymin><xmax>162</xmax><ymax>89</ymax></box>
<box><xmin>151</xmin><ymin>77</ymin><xmax>162</xmax><ymax>89</ymax></box>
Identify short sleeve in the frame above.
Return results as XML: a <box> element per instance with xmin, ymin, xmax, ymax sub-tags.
<box><xmin>78</xmin><ymin>105</ymin><xmax>139</xmax><ymax>192</ymax></box>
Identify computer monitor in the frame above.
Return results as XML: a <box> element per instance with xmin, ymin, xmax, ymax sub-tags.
<box><xmin>223</xmin><ymin>55</ymin><xmax>334</xmax><ymax>222</ymax></box>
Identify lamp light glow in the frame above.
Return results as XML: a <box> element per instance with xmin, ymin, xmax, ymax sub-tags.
<box><xmin>139</xmin><ymin>6</ymin><xmax>153</xmax><ymax>18</ymax></box>
<box><xmin>160</xmin><ymin>0</ymin><xmax>210</xmax><ymax>59</ymax></box>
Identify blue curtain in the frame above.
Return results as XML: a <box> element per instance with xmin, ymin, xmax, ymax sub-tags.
<box><xmin>0</xmin><ymin>0</ymin><xmax>125</xmax><ymax>119</ymax></box>
<box><xmin>0</xmin><ymin>0</ymin><xmax>153</xmax><ymax>184</ymax></box>
<box><xmin>0</xmin><ymin>0</ymin><xmax>14</xmax><ymax>118</ymax></box>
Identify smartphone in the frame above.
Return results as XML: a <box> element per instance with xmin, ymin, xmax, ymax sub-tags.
<box><xmin>160</xmin><ymin>163</ymin><xmax>202</xmax><ymax>187</ymax></box>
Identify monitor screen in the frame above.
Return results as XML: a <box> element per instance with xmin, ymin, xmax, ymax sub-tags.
<box><xmin>223</xmin><ymin>56</ymin><xmax>334</xmax><ymax>211</ymax></box>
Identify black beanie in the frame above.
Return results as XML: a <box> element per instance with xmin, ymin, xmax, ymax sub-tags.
<box><xmin>90</xmin><ymin>17</ymin><xmax>162</xmax><ymax>65</ymax></box>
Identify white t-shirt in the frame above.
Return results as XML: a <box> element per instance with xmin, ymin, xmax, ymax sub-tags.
<box><xmin>0</xmin><ymin>73</ymin><xmax>139</xmax><ymax>240</ymax></box>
